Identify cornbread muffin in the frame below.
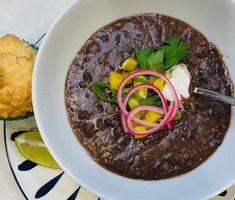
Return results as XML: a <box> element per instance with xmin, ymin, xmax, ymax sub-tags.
<box><xmin>0</xmin><ymin>34</ymin><xmax>37</xmax><ymax>118</ymax></box>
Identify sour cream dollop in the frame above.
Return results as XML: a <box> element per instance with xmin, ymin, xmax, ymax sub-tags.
<box><xmin>162</xmin><ymin>63</ymin><xmax>191</xmax><ymax>101</ymax></box>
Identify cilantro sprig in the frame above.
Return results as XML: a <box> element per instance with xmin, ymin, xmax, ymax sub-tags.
<box><xmin>134</xmin><ymin>37</ymin><xmax>188</xmax><ymax>71</ymax></box>
<box><xmin>159</xmin><ymin>37</ymin><xmax>188</xmax><ymax>68</ymax></box>
<box><xmin>133</xmin><ymin>48</ymin><xmax>153</xmax><ymax>68</ymax></box>
<box><xmin>147</xmin><ymin>49</ymin><xmax>165</xmax><ymax>72</ymax></box>
<box><xmin>91</xmin><ymin>81</ymin><xmax>117</xmax><ymax>104</ymax></box>
<box><xmin>139</xmin><ymin>95</ymin><xmax>161</xmax><ymax>106</ymax></box>
<box><xmin>133</xmin><ymin>77</ymin><xmax>148</xmax><ymax>83</ymax></box>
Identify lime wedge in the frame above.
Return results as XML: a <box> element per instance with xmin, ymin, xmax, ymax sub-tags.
<box><xmin>15</xmin><ymin>131</ymin><xmax>60</xmax><ymax>169</ymax></box>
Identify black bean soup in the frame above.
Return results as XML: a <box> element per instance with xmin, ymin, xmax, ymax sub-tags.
<box><xmin>65</xmin><ymin>14</ymin><xmax>232</xmax><ymax>180</ymax></box>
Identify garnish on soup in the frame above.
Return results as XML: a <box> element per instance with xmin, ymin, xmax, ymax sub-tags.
<box><xmin>91</xmin><ymin>37</ymin><xmax>190</xmax><ymax>138</ymax></box>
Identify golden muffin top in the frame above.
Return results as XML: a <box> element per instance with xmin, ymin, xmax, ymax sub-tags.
<box><xmin>0</xmin><ymin>34</ymin><xmax>37</xmax><ymax>118</ymax></box>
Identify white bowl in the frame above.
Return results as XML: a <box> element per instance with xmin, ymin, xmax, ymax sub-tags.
<box><xmin>33</xmin><ymin>0</ymin><xmax>235</xmax><ymax>199</ymax></box>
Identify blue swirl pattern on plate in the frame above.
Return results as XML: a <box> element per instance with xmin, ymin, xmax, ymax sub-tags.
<box><xmin>18</xmin><ymin>160</ymin><xmax>37</xmax><ymax>171</ymax></box>
<box><xmin>67</xmin><ymin>187</ymin><xmax>81</xmax><ymax>200</ymax></box>
<box><xmin>35</xmin><ymin>172</ymin><xmax>64</xmax><ymax>198</ymax></box>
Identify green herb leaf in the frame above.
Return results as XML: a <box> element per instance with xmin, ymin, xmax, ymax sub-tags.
<box><xmin>173</xmin><ymin>111</ymin><xmax>182</xmax><ymax>121</ymax></box>
<box><xmin>111</xmin><ymin>88</ymin><xmax>117</xmax><ymax>98</ymax></box>
<box><xmin>122</xmin><ymin>87</ymin><xmax>131</xmax><ymax>94</ymax></box>
<box><xmin>147</xmin><ymin>49</ymin><xmax>164</xmax><ymax>70</ymax></box>
<box><xmin>159</xmin><ymin>37</ymin><xmax>188</xmax><ymax>68</ymax></box>
<box><xmin>134</xmin><ymin>47</ymin><xmax>153</xmax><ymax>68</ymax></box>
<box><xmin>133</xmin><ymin>77</ymin><xmax>148</xmax><ymax>83</ymax></box>
<box><xmin>91</xmin><ymin>81</ymin><xmax>117</xmax><ymax>104</ymax></box>
<box><xmin>128</xmin><ymin>97</ymin><xmax>140</xmax><ymax>109</ymax></box>
<box><xmin>140</xmin><ymin>95</ymin><xmax>160</xmax><ymax>106</ymax></box>
<box><xmin>149</xmin><ymin>63</ymin><xmax>165</xmax><ymax>72</ymax></box>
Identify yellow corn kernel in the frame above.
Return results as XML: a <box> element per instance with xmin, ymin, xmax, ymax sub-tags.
<box><xmin>139</xmin><ymin>110</ymin><xmax>147</xmax><ymax>118</ymax></box>
<box><xmin>128</xmin><ymin>98</ymin><xmax>139</xmax><ymax>110</ymax></box>
<box><xmin>134</xmin><ymin>112</ymin><xmax>141</xmax><ymax>119</ymax></box>
<box><xmin>131</xmin><ymin>121</ymin><xmax>139</xmax><ymax>128</ymax></box>
<box><xmin>133</xmin><ymin>111</ymin><xmax>146</xmax><ymax>120</ymax></box>
<box><xmin>120</xmin><ymin>57</ymin><xmax>138</xmax><ymax>72</ymax></box>
<box><xmin>109</xmin><ymin>71</ymin><xmax>124</xmax><ymax>90</ymax></box>
<box><xmin>128</xmin><ymin>98</ymin><xmax>146</xmax><ymax>119</ymax></box>
<box><xmin>133</xmin><ymin>126</ymin><xmax>148</xmax><ymax>139</ymax></box>
<box><xmin>145</xmin><ymin>110</ymin><xmax>163</xmax><ymax>123</ymax></box>
<box><xmin>132</xmin><ymin>112</ymin><xmax>146</xmax><ymax>127</ymax></box>
<box><xmin>122</xmin><ymin>72</ymin><xmax>133</xmax><ymax>86</ymax></box>
<box><xmin>153</xmin><ymin>78</ymin><xmax>165</xmax><ymax>91</ymax></box>
<box><xmin>149</xmin><ymin>75</ymin><xmax>157</xmax><ymax>84</ymax></box>
<box><xmin>134</xmin><ymin>126</ymin><xmax>148</xmax><ymax>131</ymax></box>
<box><xmin>134</xmin><ymin>75</ymin><xmax>148</xmax><ymax>99</ymax></box>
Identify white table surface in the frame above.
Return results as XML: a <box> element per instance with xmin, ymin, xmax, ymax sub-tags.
<box><xmin>0</xmin><ymin>0</ymin><xmax>74</xmax><ymax>199</ymax></box>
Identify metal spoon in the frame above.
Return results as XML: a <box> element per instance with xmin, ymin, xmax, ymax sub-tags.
<box><xmin>194</xmin><ymin>87</ymin><xmax>235</xmax><ymax>106</ymax></box>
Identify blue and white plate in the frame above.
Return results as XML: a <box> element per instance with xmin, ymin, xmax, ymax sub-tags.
<box><xmin>4</xmin><ymin>117</ymin><xmax>100</xmax><ymax>200</ymax></box>
<box><xmin>3</xmin><ymin>117</ymin><xmax>235</xmax><ymax>200</ymax></box>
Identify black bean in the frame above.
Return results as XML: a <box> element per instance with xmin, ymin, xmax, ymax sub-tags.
<box><xmin>113</xmin><ymin>126</ymin><xmax>122</xmax><ymax>136</ymax></box>
<box><xmin>78</xmin><ymin>110</ymin><xmax>88</xmax><ymax>119</ymax></box>
<box><xmin>73</xmin><ymin>121</ymin><xmax>81</xmax><ymax>129</ymax></box>
<box><xmin>98</xmin><ymin>57</ymin><xmax>105</xmax><ymax>65</ymax></box>
<box><xmin>118</xmin><ymin>135</ymin><xmax>130</xmax><ymax>146</ymax></box>
<box><xmin>115</xmin><ymin>34</ymin><xmax>121</xmax><ymax>45</ymax></box>
<box><xmin>80</xmin><ymin>65</ymin><xmax>85</xmax><ymax>70</ymax></box>
<box><xmin>87</xmin><ymin>43</ymin><xmax>100</xmax><ymax>54</ymax></box>
<box><xmin>215</xmin><ymin>63</ymin><xmax>224</xmax><ymax>74</ymax></box>
<box><xmin>79</xmin><ymin>81</ymin><xmax>87</xmax><ymax>89</ymax></box>
<box><xmin>81</xmin><ymin>122</ymin><xmax>95</xmax><ymax>137</ymax></box>
<box><xmin>104</xmin><ymin>118</ymin><xmax>115</xmax><ymax>128</ymax></box>
<box><xmin>159</xmin><ymin>161</ymin><xmax>171</xmax><ymax>175</ymax></box>
<box><xmin>96</xmin><ymin>104</ymin><xmax>104</xmax><ymax>113</ymax></box>
<box><xmin>105</xmin><ymin>107</ymin><xmax>115</xmax><ymax>115</ymax></box>
<box><xmin>112</xmin><ymin>114</ymin><xmax>119</xmax><ymax>122</ymax></box>
<box><xmin>96</xmin><ymin>118</ymin><xmax>103</xmax><ymax>129</ymax></box>
<box><xmin>196</xmin><ymin>48</ymin><xmax>209</xmax><ymax>58</ymax></box>
<box><xmin>82</xmin><ymin>71</ymin><xmax>92</xmax><ymax>83</ymax></box>
<box><xmin>100</xmin><ymin>34</ymin><xmax>109</xmax><ymax>42</ymax></box>
<box><xmin>109</xmin><ymin>66</ymin><xmax>115</xmax><ymax>71</ymax></box>
<box><xmin>85</xmin><ymin>93</ymin><xmax>89</xmax><ymax>99</ymax></box>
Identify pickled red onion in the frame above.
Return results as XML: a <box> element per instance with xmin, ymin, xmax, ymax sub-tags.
<box><xmin>126</xmin><ymin>103</ymin><xmax>175</xmax><ymax>136</ymax></box>
<box><xmin>123</xmin><ymin>83</ymin><xmax>166</xmax><ymax>127</ymax></box>
<box><xmin>117</xmin><ymin>69</ymin><xmax>179</xmax><ymax>136</ymax></box>
<box><xmin>120</xmin><ymin>113</ymin><xmax>128</xmax><ymax>133</ymax></box>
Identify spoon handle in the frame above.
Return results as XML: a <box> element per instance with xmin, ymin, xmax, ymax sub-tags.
<box><xmin>194</xmin><ymin>87</ymin><xmax>235</xmax><ymax>106</ymax></box>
